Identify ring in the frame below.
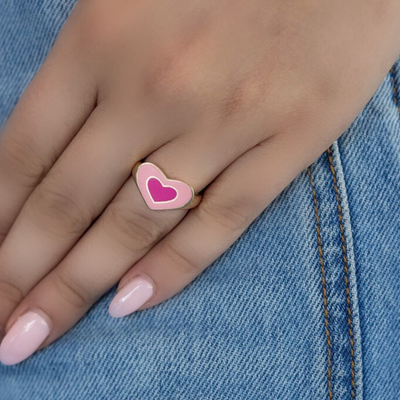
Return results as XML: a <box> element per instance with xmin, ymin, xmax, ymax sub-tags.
<box><xmin>132</xmin><ymin>161</ymin><xmax>202</xmax><ymax>210</ymax></box>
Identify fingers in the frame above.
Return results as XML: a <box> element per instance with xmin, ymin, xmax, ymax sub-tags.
<box><xmin>0</xmin><ymin>27</ymin><xmax>97</xmax><ymax>246</ymax></box>
<box><xmin>0</xmin><ymin>106</ymin><xmax>172</xmax><ymax>330</ymax></box>
<box><xmin>110</xmin><ymin>133</ymin><xmax>306</xmax><ymax>315</ymax></box>
<box><xmin>0</xmin><ymin>179</ymin><xmax>182</xmax><ymax>366</ymax></box>
<box><xmin>0</xmin><ymin>125</ymin><xmax>252</xmax><ymax>364</ymax></box>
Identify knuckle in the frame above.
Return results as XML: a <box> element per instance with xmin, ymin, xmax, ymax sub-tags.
<box><xmin>141</xmin><ymin>47</ymin><xmax>205</xmax><ymax>108</ymax></box>
<box><xmin>105</xmin><ymin>202</ymin><xmax>166</xmax><ymax>254</ymax></box>
<box><xmin>143</xmin><ymin>54</ymin><xmax>184</xmax><ymax>100</ymax></box>
<box><xmin>0</xmin><ymin>131</ymin><xmax>47</xmax><ymax>186</ymax></box>
<box><xmin>219</xmin><ymin>70</ymin><xmax>267</xmax><ymax>122</ymax></box>
<box><xmin>161</xmin><ymin>240</ymin><xmax>202</xmax><ymax>276</ymax></box>
<box><xmin>0</xmin><ymin>278</ymin><xmax>24</xmax><ymax>308</ymax></box>
<box><xmin>272</xmin><ymin>77</ymin><xmax>325</xmax><ymax>134</ymax></box>
<box><xmin>27</xmin><ymin>182</ymin><xmax>91</xmax><ymax>237</ymax></box>
<box><xmin>53</xmin><ymin>271</ymin><xmax>92</xmax><ymax>309</ymax></box>
<box><xmin>198</xmin><ymin>192</ymin><xmax>251</xmax><ymax>235</ymax></box>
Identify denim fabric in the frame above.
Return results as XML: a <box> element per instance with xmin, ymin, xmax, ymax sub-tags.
<box><xmin>0</xmin><ymin>1</ymin><xmax>399</xmax><ymax>399</ymax></box>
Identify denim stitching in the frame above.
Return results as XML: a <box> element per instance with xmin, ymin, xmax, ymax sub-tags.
<box><xmin>307</xmin><ymin>166</ymin><xmax>333</xmax><ymax>400</ymax></box>
<box><xmin>326</xmin><ymin>147</ymin><xmax>356</xmax><ymax>400</ymax></box>
<box><xmin>389</xmin><ymin>66</ymin><xmax>400</xmax><ymax>119</ymax></box>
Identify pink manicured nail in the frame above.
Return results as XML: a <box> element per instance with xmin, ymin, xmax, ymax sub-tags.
<box><xmin>0</xmin><ymin>311</ymin><xmax>50</xmax><ymax>365</ymax></box>
<box><xmin>109</xmin><ymin>275</ymin><xmax>154</xmax><ymax>318</ymax></box>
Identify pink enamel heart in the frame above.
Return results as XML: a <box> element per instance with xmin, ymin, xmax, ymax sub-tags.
<box><xmin>135</xmin><ymin>163</ymin><xmax>193</xmax><ymax>210</ymax></box>
<box><xmin>147</xmin><ymin>178</ymin><xmax>178</xmax><ymax>202</ymax></box>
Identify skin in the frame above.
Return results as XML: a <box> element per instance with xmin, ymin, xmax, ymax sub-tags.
<box><xmin>0</xmin><ymin>0</ymin><xmax>400</xmax><ymax>358</ymax></box>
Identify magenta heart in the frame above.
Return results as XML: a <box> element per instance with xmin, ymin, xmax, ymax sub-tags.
<box><xmin>147</xmin><ymin>178</ymin><xmax>178</xmax><ymax>202</ymax></box>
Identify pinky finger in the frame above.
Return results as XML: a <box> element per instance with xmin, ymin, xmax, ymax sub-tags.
<box><xmin>108</xmin><ymin>133</ymin><xmax>314</xmax><ymax>318</ymax></box>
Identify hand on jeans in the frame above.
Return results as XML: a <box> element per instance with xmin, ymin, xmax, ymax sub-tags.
<box><xmin>0</xmin><ymin>0</ymin><xmax>399</xmax><ymax>365</ymax></box>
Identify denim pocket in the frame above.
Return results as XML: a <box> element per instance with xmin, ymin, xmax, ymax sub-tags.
<box><xmin>335</xmin><ymin>58</ymin><xmax>400</xmax><ymax>400</ymax></box>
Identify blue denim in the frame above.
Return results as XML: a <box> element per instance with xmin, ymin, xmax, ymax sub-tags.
<box><xmin>0</xmin><ymin>1</ymin><xmax>399</xmax><ymax>399</ymax></box>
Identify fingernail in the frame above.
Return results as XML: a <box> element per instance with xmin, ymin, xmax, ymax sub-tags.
<box><xmin>0</xmin><ymin>311</ymin><xmax>50</xmax><ymax>365</ymax></box>
<box><xmin>109</xmin><ymin>275</ymin><xmax>154</xmax><ymax>318</ymax></box>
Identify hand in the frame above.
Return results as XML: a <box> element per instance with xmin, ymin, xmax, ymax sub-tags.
<box><xmin>0</xmin><ymin>0</ymin><xmax>399</xmax><ymax>365</ymax></box>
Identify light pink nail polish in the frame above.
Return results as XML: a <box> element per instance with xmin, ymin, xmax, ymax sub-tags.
<box><xmin>0</xmin><ymin>311</ymin><xmax>50</xmax><ymax>365</ymax></box>
<box><xmin>109</xmin><ymin>275</ymin><xmax>154</xmax><ymax>318</ymax></box>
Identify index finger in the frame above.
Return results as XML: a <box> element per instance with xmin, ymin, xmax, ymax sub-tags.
<box><xmin>0</xmin><ymin>8</ymin><xmax>97</xmax><ymax>245</ymax></box>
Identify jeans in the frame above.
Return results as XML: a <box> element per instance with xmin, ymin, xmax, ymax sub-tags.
<box><xmin>0</xmin><ymin>1</ymin><xmax>399</xmax><ymax>399</ymax></box>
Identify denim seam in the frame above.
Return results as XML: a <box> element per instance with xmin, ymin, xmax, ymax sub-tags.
<box><xmin>327</xmin><ymin>146</ymin><xmax>356</xmax><ymax>399</ymax></box>
<box><xmin>389</xmin><ymin>66</ymin><xmax>400</xmax><ymax>119</ymax></box>
<box><xmin>307</xmin><ymin>166</ymin><xmax>333</xmax><ymax>400</ymax></box>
